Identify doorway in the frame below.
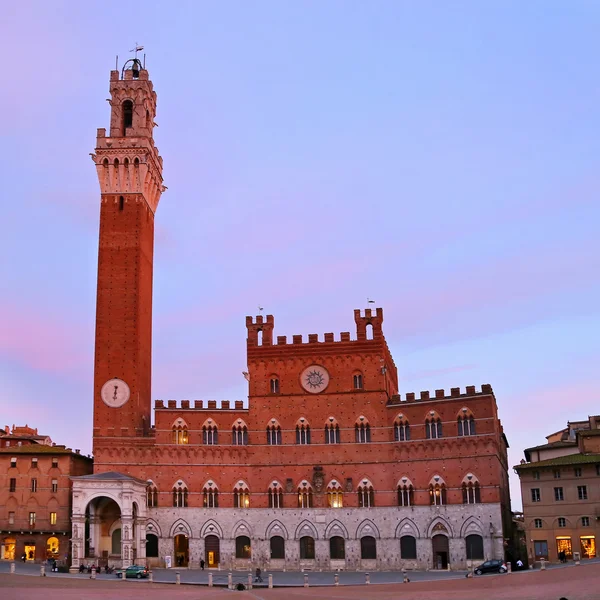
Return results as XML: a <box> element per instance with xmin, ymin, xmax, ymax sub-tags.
<box><xmin>25</xmin><ymin>544</ymin><xmax>36</xmax><ymax>561</ymax></box>
<box><xmin>432</xmin><ymin>534</ymin><xmax>449</xmax><ymax>569</ymax></box>
<box><xmin>205</xmin><ymin>535</ymin><xmax>220</xmax><ymax>568</ymax></box>
<box><xmin>174</xmin><ymin>534</ymin><xmax>189</xmax><ymax>567</ymax></box>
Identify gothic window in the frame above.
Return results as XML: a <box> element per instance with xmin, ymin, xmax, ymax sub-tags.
<box><xmin>425</xmin><ymin>412</ymin><xmax>443</xmax><ymax>439</ymax></box>
<box><xmin>233</xmin><ymin>482</ymin><xmax>250</xmax><ymax>508</ymax></box>
<box><xmin>357</xmin><ymin>479</ymin><xmax>375</xmax><ymax>508</ymax></box>
<box><xmin>360</xmin><ymin>536</ymin><xmax>377</xmax><ymax>559</ymax></box>
<box><xmin>236</xmin><ymin>536</ymin><xmax>251</xmax><ymax>558</ymax></box>
<box><xmin>232</xmin><ymin>420</ymin><xmax>248</xmax><ymax>445</ymax></box>
<box><xmin>172</xmin><ymin>420</ymin><xmax>189</xmax><ymax>445</ymax></box>
<box><xmin>429</xmin><ymin>477</ymin><xmax>447</xmax><ymax>506</ymax></box>
<box><xmin>397</xmin><ymin>478</ymin><xmax>414</xmax><ymax>507</ymax></box>
<box><xmin>268</xmin><ymin>482</ymin><xmax>284</xmax><ymax>508</ymax></box>
<box><xmin>122</xmin><ymin>100</ymin><xmax>133</xmax><ymax>132</ymax></box>
<box><xmin>355</xmin><ymin>418</ymin><xmax>371</xmax><ymax>443</ymax></box>
<box><xmin>297</xmin><ymin>481</ymin><xmax>313</xmax><ymax>508</ymax></box>
<box><xmin>325</xmin><ymin>418</ymin><xmax>340</xmax><ymax>444</ymax></box>
<box><xmin>266</xmin><ymin>421</ymin><xmax>282</xmax><ymax>445</ymax></box>
<box><xmin>457</xmin><ymin>409</ymin><xmax>476</xmax><ymax>436</ymax></box>
<box><xmin>172</xmin><ymin>483</ymin><xmax>188</xmax><ymax>508</ymax></box>
<box><xmin>203</xmin><ymin>482</ymin><xmax>219</xmax><ymax>508</ymax></box>
<box><xmin>394</xmin><ymin>416</ymin><xmax>410</xmax><ymax>441</ymax></box>
<box><xmin>330</xmin><ymin>536</ymin><xmax>345</xmax><ymax>559</ymax></box>
<box><xmin>400</xmin><ymin>535</ymin><xmax>417</xmax><ymax>559</ymax></box>
<box><xmin>353</xmin><ymin>373</ymin><xmax>363</xmax><ymax>390</ymax></box>
<box><xmin>270</xmin><ymin>536</ymin><xmax>285</xmax><ymax>559</ymax></box>
<box><xmin>296</xmin><ymin>420</ymin><xmax>311</xmax><ymax>445</ymax></box>
<box><xmin>146</xmin><ymin>484</ymin><xmax>159</xmax><ymax>507</ymax></box>
<box><xmin>203</xmin><ymin>422</ymin><xmax>218</xmax><ymax>445</ymax></box>
<box><xmin>466</xmin><ymin>534</ymin><xmax>484</xmax><ymax>560</ymax></box>
<box><xmin>270</xmin><ymin>377</ymin><xmax>280</xmax><ymax>394</ymax></box>
<box><xmin>462</xmin><ymin>474</ymin><xmax>481</xmax><ymax>504</ymax></box>
<box><xmin>299</xmin><ymin>536</ymin><xmax>315</xmax><ymax>559</ymax></box>
<box><xmin>327</xmin><ymin>480</ymin><xmax>344</xmax><ymax>508</ymax></box>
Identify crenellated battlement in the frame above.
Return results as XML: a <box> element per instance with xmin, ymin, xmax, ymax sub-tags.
<box><xmin>154</xmin><ymin>399</ymin><xmax>247</xmax><ymax>411</ymax></box>
<box><xmin>387</xmin><ymin>384</ymin><xmax>493</xmax><ymax>405</ymax></box>
<box><xmin>246</xmin><ymin>308</ymin><xmax>386</xmax><ymax>349</ymax></box>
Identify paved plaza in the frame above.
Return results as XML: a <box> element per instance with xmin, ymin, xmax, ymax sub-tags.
<box><xmin>0</xmin><ymin>562</ymin><xmax>598</xmax><ymax>600</ymax></box>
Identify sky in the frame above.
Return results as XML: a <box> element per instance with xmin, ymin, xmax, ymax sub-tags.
<box><xmin>1</xmin><ymin>1</ymin><xmax>599</xmax><ymax>510</ymax></box>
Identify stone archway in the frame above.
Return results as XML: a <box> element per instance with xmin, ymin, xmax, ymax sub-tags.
<box><xmin>174</xmin><ymin>534</ymin><xmax>189</xmax><ymax>567</ymax></box>
<box><xmin>205</xmin><ymin>535</ymin><xmax>220</xmax><ymax>568</ymax></box>
<box><xmin>432</xmin><ymin>534</ymin><xmax>449</xmax><ymax>569</ymax></box>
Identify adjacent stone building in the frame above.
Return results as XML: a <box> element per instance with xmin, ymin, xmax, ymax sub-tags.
<box><xmin>0</xmin><ymin>427</ymin><xmax>92</xmax><ymax>563</ymax></box>
<box><xmin>515</xmin><ymin>416</ymin><xmax>600</xmax><ymax>564</ymax></box>
<box><xmin>70</xmin><ymin>60</ymin><xmax>511</xmax><ymax>572</ymax></box>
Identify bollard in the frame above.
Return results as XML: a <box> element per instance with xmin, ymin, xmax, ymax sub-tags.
<box><xmin>90</xmin><ymin>566</ymin><xmax>96</xmax><ymax>580</ymax></box>
<box><xmin>228</xmin><ymin>572</ymin><xmax>233</xmax><ymax>590</ymax></box>
<box><xmin>507</xmin><ymin>562</ymin><xmax>512</xmax><ymax>574</ymax></box>
<box><xmin>247</xmin><ymin>573</ymin><xmax>253</xmax><ymax>589</ymax></box>
<box><xmin>334</xmin><ymin>572</ymin><xmax>339</xmax><ymax>586</ymax></box>
<box><xmin>122</xmin><ymin>568</ymin><xmax>127</xmax><ymax>581</ymax></box>
<box><xmin>149</xmin><ymin>570</ymin><xmax>153</xmax><ymax>582</ymax></box>
<box><xmin>208</xmin><ymin>572</ymin><xmax>213</xmax><ymax>587</ymax></box>
<box><xmin>304</xmin><ymin>573</ymin><xmax>309</xmax><ymax>587</ymax></box>
<box><xmin>268</xmin><ymin>573</ymin><xmax>273</xmax><ymax>589</ymax></box>
<box><xmin>365</xmin><ymin>572</ymin><xmax>370</xmax><ymax>585</ymax></box>
<box><xmin>540</xmin><ymin>559</ymin><xmax>546</xmax><ymax>571</ymax></box>
<box><xmin>176</xmin><ymin>571</ymin><xmax>181</xmax><ymax>585</ymax></box>
<box><xmin>10</xmin><ymin>562</ymin><xmax>15</xmax><ymax>574</ymax></box>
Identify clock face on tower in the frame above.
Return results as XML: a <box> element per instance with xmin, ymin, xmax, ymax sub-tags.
<box><xmin>100</xmin><ymin>378</ymin><xmax>131</xmax><ymax>408</ymax></box>
<box><xmin>300</xmin><ymin>365</ymin><xmax>330</xmax><ymax>394</ymax></box>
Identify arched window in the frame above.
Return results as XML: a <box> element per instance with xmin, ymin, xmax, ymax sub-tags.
<box><xmin>270</xmin><ymin>377</ymin><xmax>280</xmax><ymax>394</ymax></box>
<box><xmin>46</xmin><ymin>537</ymin><xmax>59</xmax><ymax>559</ymax></box>
<box><xmin>232</xmin><ymin>420</ymin><xmax>248</xmax><ymax>445</ymax></box>
<box><xmin>462</xmin><ymin>474</ymin><xmax>481</xmax><ymax>504</ymax></box>
<box><xmin>466</xmin><ymin>534</ymin><xmax>484</xmax><ymax>560</ymax></box>
<box><xmin>172</xmin><ymin>421</ymin><xmax>189</xmax><ymax>445</ymax></box>
<box><xmin>327</xmin><ymin>480</ymin><xmax>343</xmax><ymax>508</ymax></box>
<box><xmin>360</xmin><ymin>536</ymin><xmax>377</xmax><ymax>559</ymax></box>
<box><xmin>146</xmin><ymin>533</ymin><xmax>159</xmax><ymax>558</ymax></box>
<box><xmin>353</xmin><ymin>373</ymin><xmax>363</xmax><ymax>390</ymax></box>
<box><xmin>330</xmin><ymin>536</ymin><xmax>345</xmax><ymax>559</ymax></box>
<box><xmin>146</xmin><ymin>483</ymin><xmax>158</xmax><ymax>507</ymax></box>
<box><xmin>296</xmin><ymin>420</ymin><xmax>311</xmax><ymax>445</ymax></box>
<box><xmin>203</xmin><ymin>481</ymin><xmax>219</xmax><ymax>508</ymax></box>
<box><xmin>268</xmin><ymin>481</ymin><xmax>283</xmax><ymax>508</ymax></box>
<box><xmin>357</xmin><ymin>479</ymin><xmax>375</xmax><ymax>508</ymax></box>
<box><xmin>266</xmin><ymin>420</ymin><xmax>282</xmax><ymax>445</ymax></box>
<box><xmin>397</xmin><ymin>478</ymin><xmax>414</xmax><ymax>507</ymax></box>
<box><xmin>235</xmin><ymin>535</ymin><xmax>251</xmax><ymax>559</ymax></box>
<box><xmin>270</xmin><ymin>536</ymin><xmax>285</xmax><ymax>559</ymax></box>
<box><xmin>429</xmin><ymin>477</ymin><xmax>446</xmax><ymax>506</ymax></box>
<box><xmin>355</xmin><ymin>418</ymin><xmax>371</xmax><ymax>443</ymax></box>
<box><xmin>233</xmin><ymin>481</ymin><xmax>250</xmax><ymax>508</ymax></box>
<box><xmin>172</xmin><ymin>483</ymin><xmax>188</xmax><ymax>508</ymax></box>
<box><xmin>400</xmin><ymin>535</ymin><xmax>417</xmax><ymax>559</ymax></box>
<box><xmin>325</xmin><ymin>418</ymin><xmax>340</xmax><ymax>444</ymax></box>
<box><xmin>203</xmin><ymin>421</ymin><xmax>218</xmax><ymax>445</ymax></box>
<box><xmin>299</xmin><ymin>536</ymin><xmax>315</xmax><ymax>559</ymax></box>
<box><xmin>394</xmin><ymin>415</ymin><xmax>410</xmax><ymax>441</ymax></box>
<box><xmin>425</xmin><ymin>412</ymin><xmax>443</xmax><ymax>439</ymax></box>
<box><xmin>122</xmin><ymin>100</ymin><xmax>133</xmax><ymax>133</ymax></box>
<box><xmin>366</xmin><ymin>323</ymin><xmax>374</xmax><ymax>340</ymax></box>
<box><xmin>111</xmin><ymin>528</ymin><xmax>121</xmax><ymax>555</ymax></box>
<box><xmin>458</xmin><ymin>409</ymin><xmax>476</xmax><ymax>436</ymax></box>
<box><xmin>297</xmin><ymin>481</ymin><xmax>313</xmax><ymax>508</ymax></box>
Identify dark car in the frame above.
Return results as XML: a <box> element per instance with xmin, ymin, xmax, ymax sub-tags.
<box><xmin>474</xmin><ymin>559</ymin><xmax>507</xmax><ymax>575</ymax></box>
<box><xmin>116</xmin><ymin>565</ymin><xmax>149</xmax><ymax>579</ymax></box>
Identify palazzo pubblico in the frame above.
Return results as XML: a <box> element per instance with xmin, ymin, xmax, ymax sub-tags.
<box><xmin>70</xmin><ymin>60</ymin><xmax>511</xmax><ymax>573</ymax></box>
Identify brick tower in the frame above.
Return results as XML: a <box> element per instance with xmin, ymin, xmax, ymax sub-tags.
<box><xmin>91</xmin><ymin>60</ymin><xmax>164</xmax><ymax>446</ymax></box>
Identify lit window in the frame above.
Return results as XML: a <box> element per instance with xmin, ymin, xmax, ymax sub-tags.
<box><xmin>50</xmin><ymin>512</ymin><xmax>57</xmax><ymax>525</ymax></box>
<box><xmin>534</xmin><ymin>519</ymin><xmax>543</xmax><ymax>529</ymax></box>
<box><xmin>297</xmin><ymin>482</ymin><xmax>313</xmax><ymax>508</ymax></box>
<box><xmin>172</xmin><ymin>426</ymin><xmax>189</xmax><ymax>445</ymax></box>
<box><xmin>29</xmin><ymin>512</ymin><xmax>36</xmax><ymax>527</ymax></box>
<box><xmin>233</xmin><ymin>483</ymin><xmax>250</xmax><ymax>508</ymax></box>
<box><xmin>429</xmin><ymin>482</ymin><xmax>447</xmax><ymax>506</ymax></box>
<box><xmin>327</xmin><ymin>481</ymin><xmax>343</xmax><ymax>508</ymax></box>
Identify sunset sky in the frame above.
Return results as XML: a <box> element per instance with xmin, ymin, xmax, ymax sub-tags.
<box><xmin>1</xmin><ymin>2</ymin><xmax>599</xmax><ymax>508</ymax></box>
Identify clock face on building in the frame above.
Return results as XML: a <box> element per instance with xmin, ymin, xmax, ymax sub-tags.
<box><xmin>300</xmin><ymin>365</ymin><xmax>330</xmax><ymax>394</ymax></box>
<box><xmin>100</xmin><ymin>378</ymin><xmax>131</xmax><ymax>408</ymax></box>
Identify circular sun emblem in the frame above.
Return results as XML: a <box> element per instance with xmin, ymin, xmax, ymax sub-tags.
<box><xmin>300</xmin><ymin>365</ymin><xmax>330</xmax><ymax>394</ymax></box>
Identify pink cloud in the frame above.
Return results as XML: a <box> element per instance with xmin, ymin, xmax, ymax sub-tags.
<box><xmin>403</xmin><ymin>364</ymin><xmax>477</xmax><ymax>381</ymax></box>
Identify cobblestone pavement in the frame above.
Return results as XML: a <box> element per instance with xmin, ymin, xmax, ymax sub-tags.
<box><xmin>0</xmin><ymin>563</ymin><xmax>598</xmax><ymax>600</ymax></box>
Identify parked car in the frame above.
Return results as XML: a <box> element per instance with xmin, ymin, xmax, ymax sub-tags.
<box><xmin>474</xmin><ymin>559</ymin><xmax>508</xmax><ymax>575</ymax></box>
<box><xmin>116</xmin><ymin>565</ymin><xmax>149</xmax><ymax>579</ymax></box>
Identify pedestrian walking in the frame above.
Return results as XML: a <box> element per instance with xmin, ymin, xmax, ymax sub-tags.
<box><xmin>200</xmin><ymin>559</ymin><xmax>205</xmax><ymax>570</ymax></box>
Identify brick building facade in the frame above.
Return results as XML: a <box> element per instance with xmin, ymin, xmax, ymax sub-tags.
<box><xmin>0</xmin><ymin>430</ymin><xmax>92</xmax><ymax>563</ymax></box>
<box><xmin>70</xmin><ymin>61</ymin><xmax>511</xmax><ymax>572</ymax></box>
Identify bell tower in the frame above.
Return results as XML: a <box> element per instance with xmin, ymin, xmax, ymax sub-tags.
<box><xmin>91</xmin><ymin>59</ymin><xmax>164</xmax><ymax>445</ymax></box>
